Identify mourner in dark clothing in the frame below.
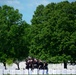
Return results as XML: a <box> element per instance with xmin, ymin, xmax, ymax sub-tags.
<box><xmin>26</xmin><ymin>61</ymin><xmax>29</xmax><ymax>69</ymax></box>
<box><xmin>26</xmin><ymin>57</ymin><xmax>48</xmax><ymax>74</ymax></box>
<box><xmin>26</xmin><ymin>56</ymin><xmax>33</xmax><ymax>70</ymax></box>
<box><xmin>43</xmin><ymin>61</ymin><xmax>48</xmax><ymax>74</ymax></box>
<box><xmin>43</xmin><ymin>61</ymin><xmax>48</xmax><ymax>70</ymax></box>
<box><xmin>33</xmin><ymin>58</ymin><xmax>39</xmax><ymax>69</ymax></box>
<box><xmin>26</xmin><ymin>56</ymin><xmax>33</xmax><ymax>75</ymax></box>
<box><xmin>38</xmin><ymin>60</ymin><xmax>44</xmax><ymax>69</ymax></box>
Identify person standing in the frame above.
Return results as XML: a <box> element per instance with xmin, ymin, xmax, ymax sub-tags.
<box><xmin>32</xmin><ymin>58</ymin><xmax>39</xmax><ymax>74</ymax></box>
<box><xmin>43</xmin><ymin>61</ymin><xmax>48</xmax><ymax>74</ymax></box>
<box><xmin>38</xmin><ymin>60</ymin><xmax>44</xmax><ymax>74</ymax></box>
<box><xmin>26</xmin><ymin>56</ymin><xmax>33</xmax><ymax>75</ymax></box>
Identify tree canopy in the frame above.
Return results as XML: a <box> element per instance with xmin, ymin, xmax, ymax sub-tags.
<box><xmin>29</xmin><ymin>1</ymin><xmax>76</xmax><ymax>64</ymax></box>
<box><xmin>0</xmin><ymin>1</ymin><xmax>76</xmax><ymax>69</ymax></box>
<box><xmin>0</xmin><ymin>5</ymin><xmax>30</xmax><ymax>67</ymax></box>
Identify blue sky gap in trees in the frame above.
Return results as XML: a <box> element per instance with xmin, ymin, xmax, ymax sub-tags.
<box><xmin>0</xmin><ymin>0</ymin><xmax>75</xmax><ymax>24</ymax></box>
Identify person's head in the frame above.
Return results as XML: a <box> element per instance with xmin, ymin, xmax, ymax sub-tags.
<box><xmin>28</xmin><ymin>56</ymin><xmax>31</xmax><ymax>60</ymax></box>
<box><xmin>38</xmin><ymin>59</ymin><xmax>42</xmax><ymax>62</ymax></box>
<box><xmin>34</xmin><ymin>58</ymin><xmax>37</xmax><ymax>62</ymax></box>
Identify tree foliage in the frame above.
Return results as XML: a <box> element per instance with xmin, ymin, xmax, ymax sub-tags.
<box><xmin>30</xmin><ymin>1</ymin><xmax>76</xmax><ymax>63</ymax></box>
<box><xmin>0</xmin><ymin>5</ymin><xmax>30</xmax><ymax>67</ymax></box>
<box><xmin>0</xmin><ymin>1</ymin><xmax>76</xmax><ymax>69</ymax></box>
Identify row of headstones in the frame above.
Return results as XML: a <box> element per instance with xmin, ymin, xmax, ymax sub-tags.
<box><xmin>0</xmin><ymin>69</ymin><xmax>76</xmax><ymax>74</ymax></box>
<box><xmin>0</xmin><ymin>62</ymin><xmax>76</xmax><ymax>70</ymax></box>
<box><xmin>48</xmin><ymin>63</ymin><xmax>76</xmax><ymax>69</ymax></box>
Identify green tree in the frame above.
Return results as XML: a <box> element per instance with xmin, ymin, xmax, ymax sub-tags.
<box><xmin>29</xmin><ymin>5</ymin><xmax>49</xmax><ymax>60</ymax></box>
<box><xmin>0</xmin><ymin>5</ymin><xmax>30</xmax><ymax>69</ymax></box>
<box><xmin>30</xmin><ymin>1</ymin><xmax>76</xmax><ymax>68</ymax></box>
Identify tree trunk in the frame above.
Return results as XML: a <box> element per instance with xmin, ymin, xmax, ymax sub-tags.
<box><xmin>16</xmin><ymin>63</ymin><xmax>20</xmax><ymax>70</ymax></box>
<box><xmin>64</xmin><ymin>61</ymin><xmax>67</xmax><ymax>69</ymax></box>
<box><xmin>3</xmin><ymin>62</ymin><xmax>7</xmax><ymax>69</ymax></box>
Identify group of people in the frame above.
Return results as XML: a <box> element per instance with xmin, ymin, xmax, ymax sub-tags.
<box><xmin>25</xmin><ymin>56</ymin><xmax>48</xmax><ymax>74</ymax></box>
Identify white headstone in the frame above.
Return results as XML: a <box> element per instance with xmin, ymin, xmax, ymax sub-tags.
<box><xmin>48</xmin><ymin>69</ymin><xmax>53</xmax><ymax>74</ymax></box>
<box><xmin>0</xmin><ymin>69</ymin><xmax>3</xmax><ymax>75</ymax></box>
<box><xmin>62</xmin><ymin>69</ymin><xmax>67</xmax><ymax>74</ymax></box>
<box><xmin>23</xmin><ymin>69</ymin><xmax>28</xmax><ymax>74</ymax></box>
<box><xmin>9</xmin><ymin>70</ymin><xmax>15</xmax><ymax>74</ymax></box>
<box><xmin>3</xmin><ymin>70</ymin><xmax>9</xmax><ymax>74</ymax></box>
